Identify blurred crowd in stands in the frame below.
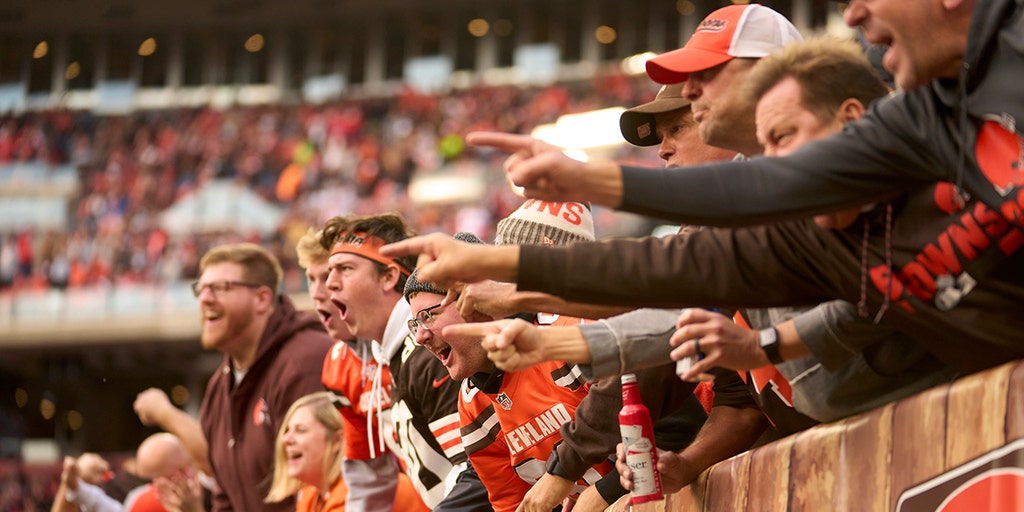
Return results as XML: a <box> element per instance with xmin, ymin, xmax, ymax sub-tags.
<box><xmin>0</xmin><ymin>72</ymin><xmax>660</xmax><ymax>301</ymax></box>
<box><xmin>0</xmin><ymin>72</ymin><xmax>659</xmax><ymax>510</ymax></box>
<box><xmin>0</xmin><ymin>460</ymin><xmax>61</xmax><ymax>512</ymax></box>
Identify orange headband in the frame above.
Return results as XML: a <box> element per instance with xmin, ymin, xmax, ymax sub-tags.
<box><xmin>329</xmin><ymin>232</ymin><xmax>411</xmax><ymax>276</ymax></box>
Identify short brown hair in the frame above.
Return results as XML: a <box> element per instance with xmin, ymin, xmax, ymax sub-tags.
<box><xmin>741</xmin><ymin>37</ymin><xmax>890</xmax><ymax>124</ymax></box>
<box><xmin>199</xmin><ymin>243</ymin><xmax>283</xmax><ymax>297</ymax></box>
<box><xmin>319</xmin><ymin>212</ymin><xmax>416</xmax><ymax>292</ymax></box>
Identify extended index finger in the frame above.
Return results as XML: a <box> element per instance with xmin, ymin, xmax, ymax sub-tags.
<box><xmin>465</xmin><ymin>131</ymin><xmax>536</xmax><ymax>153</ymax></box>
<box><xmin>443</xmin><ymin>321</ymin><xmax>503</xmax><ymax>339</ymax></box>
<box><xmin>380</xmin><ymin>235</ymin><xmax>435</xmax><ymax>258</ymax></box>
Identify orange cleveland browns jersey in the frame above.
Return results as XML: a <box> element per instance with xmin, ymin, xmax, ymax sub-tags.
<box><xmin>458</xmin><ymin>314</ymin><xmax>613</xmax><ymax>511</ymax></box>
<box><xmin>321</xmin><ymin>340</ymin><xmax>393</xmax><ymax>460</ymax></box>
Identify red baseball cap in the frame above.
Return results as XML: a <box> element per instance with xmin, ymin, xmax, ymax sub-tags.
<box><xmin>646</xmin><ymin>4</ymin><xmax>802</xmax><ymax>84</ymax></box>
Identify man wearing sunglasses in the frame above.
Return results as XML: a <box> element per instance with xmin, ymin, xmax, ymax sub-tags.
<box><xmin>138</xmin><ymin>242</ymin><xmax>334</xmax><ymax>512</ymax></box>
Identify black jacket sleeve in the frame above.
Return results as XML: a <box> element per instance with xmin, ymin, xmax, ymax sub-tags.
<box><xmin>617</xmin><ymin>93</ymin><xmax>952</xmax><ymax>227</ymax></box>
<box><xmin>518</xmin><ymin>222</ymin><xmax>846</xmax><ymax>310</ymax></box>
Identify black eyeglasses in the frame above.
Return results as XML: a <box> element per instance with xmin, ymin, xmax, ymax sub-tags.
<box><xmin>191</xmin><ymin>280</ymin><xmax>264</xmax><ymax>298</ymax></box>
<box><xmin>407</xmin><ymin>304</ymin><xmax>443</xmax><ymax>336</ymax></box>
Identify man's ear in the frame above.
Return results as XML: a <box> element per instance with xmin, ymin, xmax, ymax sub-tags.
<box><xmin>838</xmin><ymin>98</ymin><xmax>866</xmax><ymax>123</ymax></box>
<box><xmin>254</xmin><ymin>286</ymin><xmax>276</xmax><ymax>314</ymax></box>
<box><xmin>380</xmin><ymin>264</ymin><xmax>402</xmax><ymax>291</ymax></box>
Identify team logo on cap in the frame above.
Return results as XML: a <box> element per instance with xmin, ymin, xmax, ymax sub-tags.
<box><xmin>696</xmin><ymin>18</ymin><xmax>728</xmax><ymax>33</ymax></box>
<box><xmin>637</xmin><ymin>123</ymin><xmax>653</xmax><ymax>141</ymax></box>
<box><xmin>895</xmin><ymin>438</ymin><xmax>1024</xmax><ymax>511</ymax></box>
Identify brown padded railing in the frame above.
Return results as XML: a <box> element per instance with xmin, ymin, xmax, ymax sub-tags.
<box><xmin>610</xmin><ymin>359</ymin><xmax>1024</xmax><ymax>512</ymax></box>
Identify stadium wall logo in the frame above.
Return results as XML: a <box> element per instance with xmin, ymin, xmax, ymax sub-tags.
<box><xmin>895</xmin><ymin>437</ymin><xmax>1024</xmax><ymax>511</ymax></box>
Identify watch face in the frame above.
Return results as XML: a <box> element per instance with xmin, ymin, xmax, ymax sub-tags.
<box><xmin>759</xmin><ymin>328</ymin><xmax>778</xmax><ymax>347</ymax></box>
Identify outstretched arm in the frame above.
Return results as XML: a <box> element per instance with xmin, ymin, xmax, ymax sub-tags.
<box><xmin>465</xmin><ymin>132</ymin><xmax>625</xmax><ymax>207</ymax></box>
<box><xmin>444</xmin><ymin>319</ymin><xmax>593</xmax><ymax>372</ymax></box>
<box><xmin>134</xmin><ymin>388</ymin><xmax>213</xmax><ymax>476</ymax></box>
<box><xmin>51</xmin><ymin>457</ymin><xmax>80</xmax><ymax>512</ymax></box>
<box><xmin>53</xmin><ymin>458</ymin><xmax>122</xmax><ymax>512</ymax></box>
<box><xmin>449</xmin><ymin>309</ymin><xmax>683</xmax><ymax>379</ymax></box>
<box><xmin>381</xmin><ymin>233</ymin><xmax>520</xmax><ymax>290</ymax></box>
<box><xmin>450</xmin><ymin>281</ymin><xmax>631</xmax><ymax>321</ymax></box>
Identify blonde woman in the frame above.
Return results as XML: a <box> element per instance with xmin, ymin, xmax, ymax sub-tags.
<box><xmin>267</xmin><ymin>392</ymin><xmax>348</xmax><ymax>511</ymax></box>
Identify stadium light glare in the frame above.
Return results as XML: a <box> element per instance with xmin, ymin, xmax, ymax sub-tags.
<box><xmin>245</xmin><ymin>34</ymin><xmax>265</xmax><ymax>53</ymax></box>
<box><xmin>595</xmin><ymin>26</ymin><xmax>617</xmax><ymax>45</ymax></box>
<box><xmin>138</xmin><ymin>37</ymin><xmax>157</xmax><ymax>57</ymax></box>
<box><xmin>67</xmin><ymin>410</ymin><xmax>84</xmax><ymax>431</ymax></box>
<box><xmin>15</xmin><ymin>388</ymin><xmax>28</xmax><ymax>408</ymax></box>
<box><xmin>407</xmin><ymin>160</ymin><xmax>487</xmax><ymax>205</ymax></box>
<box><xmin>620</xmin><ymin>52</ymin><xmax>657</xmax><ymax>76</ymax></box>
<box><xmin>40</xmin><ymin>398</ymin><xmax>55</xmax><ymax>420</ymax></box>
<box><xmin>468</xmin><ymin>18</ymin><xmax>489</xmax><ymax>37</ymax></box>
<box><xmin>33</xmin><ymin>41</ymin><xmax>48</xmax><ymax>59</ymax></box>
<box><xmin>171</xmin><ymin>385</ymin><xmax>190</xmax><ymax>406</ymax></box>
<box><xmin>65</xmin><ymin>62</ymin><xmax>80</xmax><ymax>80</ymax></box>
<box><xmin>676</xmin><ymin>0</ymin><xmax>696</xmax><ymax>16</ymax></box>
<box><xmin>531</xmin><ymin>107</ymin><xmax>627</xmax><ymax>151</ymax></box>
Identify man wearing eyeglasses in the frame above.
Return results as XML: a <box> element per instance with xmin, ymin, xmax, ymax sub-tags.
<box><xmin>188</xmin><ymin>242</ymin><xmax>333</xmax><ymax>511</ymax></box>
<box><xmin>294</xmin><ymin>225</ymin><xmax>428</xmax><ymax>512</ymax></box>
<box><xmin>403</xmin><ymin>231</ymin><xmax>627</xmax><ymax>512</ymax></box>
<box><xmin>318</xmin><ymin>213</ymin><xmax>490</xmax><ymax>512</ymax></box>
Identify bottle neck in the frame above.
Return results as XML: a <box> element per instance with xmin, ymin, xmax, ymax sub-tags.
<box><xmin>621</xmin><ymin>381</ymin><xmax>641</xmax><ymax>406</ymax></box>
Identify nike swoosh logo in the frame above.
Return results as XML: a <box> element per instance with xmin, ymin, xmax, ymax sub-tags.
<box><xmin>432</xmin><ymin>374</ymin><xmax>451</xmax><ymax>388</ymax></box>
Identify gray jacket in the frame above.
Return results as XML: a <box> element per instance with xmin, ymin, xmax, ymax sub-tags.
<box><xmin>577</xmin><ymin>303</ymin><xmax>954</xmax><ymax>423</ymax></box>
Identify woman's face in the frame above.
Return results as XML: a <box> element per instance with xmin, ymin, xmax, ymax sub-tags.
<box><xmin>281</xmin><ymin>405</ymin><xmax>336</xmax><ymax>489</ymax></box>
